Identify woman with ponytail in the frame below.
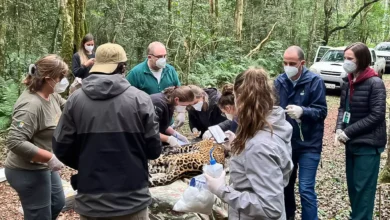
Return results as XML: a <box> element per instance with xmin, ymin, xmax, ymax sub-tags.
<box><xmin>204</xmin><ymin>68</ymin><xmax>294</xmax><ymax>220</ymax></box>
<box><xmin>5</xmin><ymin>55</ymin><xmax>69</xmax><ymax>219</ymax></box>
<box><xmin>151</xmin><ymin>86</ymin><xmax>197</xmax><ymax>147</ymax></box>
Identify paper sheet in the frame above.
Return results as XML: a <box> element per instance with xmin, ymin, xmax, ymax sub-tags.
<box><xmin>208</xmin><ymin>125</ymin><xmax>228</xmax><ymax>144</ymax></box>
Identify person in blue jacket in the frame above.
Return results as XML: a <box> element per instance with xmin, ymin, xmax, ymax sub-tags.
<box><xmin>274</xmin><ymin>46</ymin><xmax>327</xmax><ymax>220</ymax></box>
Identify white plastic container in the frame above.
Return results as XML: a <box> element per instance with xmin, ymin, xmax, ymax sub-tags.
<box><xmin>189</xmin><ymin>174</ymin><xmax>207</xmax><ymax>190</ymax></box>
<box><xmin>203</xmin><ymin>146</ymin><xmax>224</xmax><ymax>178</ymax></box>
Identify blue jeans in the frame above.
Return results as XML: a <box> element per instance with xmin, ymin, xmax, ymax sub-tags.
<box><xmin>5</xmin><ymin>168</ymin><xmax>65</xmax><ymax>220</ymax></box>
<box><xmin>284</xmin><ymin>152</ymin><xmax>320</xmax><ymax>220</ymax></box>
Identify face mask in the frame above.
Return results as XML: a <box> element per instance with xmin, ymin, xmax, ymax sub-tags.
<box><xmin>225</xmin><ymin>113</ymin><xmax>234</xmax><ymax>121</ymax></box>
<box><xmin>343</xmin><ymin>60</ymin><xmax>357</xmax><ymax>73</ymax></box>
<box><xmin>84</xmin><ymin>45</ymin><xmax>94</xmax><ymax>52</ymax></box>
<box><xmin>284</xmin><ymin>66</ymin><xmax>299</xmax><ymax>78</ymax></box>
<box><xmin>192</xmin><ymin>101</ymin><xmax>203</xmax><ymax>111</ymax></box>
<box><xmin>156</xmin><ymin>58</ymin><xmax>166</xmax><ymax>69</ymax></box>
<box><xmin>50</xmin><ymin>78</ymin><xmax>69</xmax><ymax>94</ymax></box>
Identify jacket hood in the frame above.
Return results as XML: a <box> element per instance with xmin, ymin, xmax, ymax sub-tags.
<box><xmin>82</xmin><ymin>74</ymin><xmax>130</xmax><ymax>100</ymax></box>
<box><xmin>263</xmin><ymin>106</ymin><xmax>293</xmax><ymax>144</ymax></box>
<box><xmin>347</xmin><ymin>67</ymin><xmax>377</xmax><ymax>85</ymax></box>
<box><xmin>204</xmin><ymin>88</ymin><xmax>220</xmax><ymax>107</ymax></box>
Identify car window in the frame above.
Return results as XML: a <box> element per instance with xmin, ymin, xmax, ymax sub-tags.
<box><xmin>371</xmin><ymin>50</ymin><xmax>376</xmax><ymax>62</ymax></box>
<box><xmin>376</xmin><ymin>43</ymin><xmax>390</xmax><ymax>51</ymax></box>
<box><xmin>320</xmin><ymin>50</ymin><xmax>344</xmax><ymax>62</ymax></box>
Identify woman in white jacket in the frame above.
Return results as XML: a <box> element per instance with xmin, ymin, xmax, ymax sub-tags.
<box><xmin>205</xmin><ymin>68</ymin><xmax>294</xmax><ymax>220</ymax></box>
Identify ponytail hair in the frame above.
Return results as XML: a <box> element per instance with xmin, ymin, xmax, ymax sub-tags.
<box><xmin>232</xmin><ymin>68</ymin><xmax>274</xmax><ymax>155</ymax></box>
<box><xmin>162</xmin><ymin>86</ymin><xmax>195</xmax><ymax>106</ymax></box>
<box><xmin>218</xmin><ymin>84</ymin><xmax>234</xmax><ymax>108</ymax></box>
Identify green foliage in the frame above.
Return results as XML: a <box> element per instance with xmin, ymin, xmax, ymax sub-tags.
<box><xmin>0</xmin><ymin>77</ymin><xmax>19</xmax><ymax>130</ymax></box>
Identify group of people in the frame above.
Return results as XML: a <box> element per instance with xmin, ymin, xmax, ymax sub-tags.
<box><xmin>3</xmin><ymin>31</ymin><xmax>386</xmax><ymax>220</ymax></box>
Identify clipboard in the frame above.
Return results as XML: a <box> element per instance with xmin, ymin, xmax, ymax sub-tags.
<box><xmin>208</xmin><ymin>125</ymin><xmax>228</xmax><ymax>144</ymax></box>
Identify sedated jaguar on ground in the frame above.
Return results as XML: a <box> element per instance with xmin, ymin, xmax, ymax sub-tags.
<box><xmin>148</xmin><ymin>139</ymin><xmax>225</xmax><ymax>187</ymax></box>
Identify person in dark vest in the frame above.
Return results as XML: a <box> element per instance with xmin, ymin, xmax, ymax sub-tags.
<box><xmin>335</xmin><ymin>42</ymin><xmax>386</xmax><ymax>220</ymax></box>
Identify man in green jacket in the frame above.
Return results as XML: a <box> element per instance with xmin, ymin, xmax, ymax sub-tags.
<box><xmin>126</xmin><ymin>42</ymin><xmax>185</xmax><ymax>127</ymax></box>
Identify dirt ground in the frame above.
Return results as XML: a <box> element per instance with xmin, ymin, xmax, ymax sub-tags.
<box><xmin>0</xmin><ymin>76</ymin><xmax>390</xmax><ymax>220</ymax></box>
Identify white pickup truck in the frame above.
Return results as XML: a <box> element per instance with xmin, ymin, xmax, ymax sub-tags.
<box><xmin>309</xmin><ymin>46</ymin><xmax>386</xmax><ymax>90</ymax></box>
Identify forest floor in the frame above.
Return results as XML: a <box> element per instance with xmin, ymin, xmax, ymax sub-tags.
<box><xmin>0</xmin><ymin>76</ymin><xmax>390</xmax><ymax>220</ymax></box>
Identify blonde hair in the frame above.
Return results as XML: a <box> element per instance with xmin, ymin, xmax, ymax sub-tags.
<box><xmin>23</xmin><ymin>55</ymin><xmax>68</xmax><ymax>93</ymax></box>
<box><xmin>188</xmin><ymin>85</ymin><xmax>209</xmax><ymax>111</ymax></box>
<box><xmin>78</xmin><ymin>33</ymin><xmax>94</xmax><ymax>65</ymax></box>
<box><xmin>232</xmin><ymin>68</ymin><xmax>274</xmax><ymax>155</ymax></box>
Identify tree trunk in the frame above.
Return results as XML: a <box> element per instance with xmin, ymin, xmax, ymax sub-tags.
<box><xmin>234</xmin><ymin>0</ymin><xmax>244</xmax><ymax>43</ymax></box>
<box><xmin>51</xmin><ymin>0</ymin><xmax>61</xmax><ymax>53</ymax></box>
<box><xmin>307</xmin><ymin>0</ymin><xmax>318</xmax><ymax>64</ymax></box>
<box><xmin>0</xmin><ymin>0</ymin><xmax>7</xmax><ymax>78</ymax></box>
<box><xmin>60</xmin><ymin>0</ymin><xmax>75</xmax><ymax>66</ymax></box>
<box><xmin>74</xmin><ymin>0</ymin><xmax>86</xmax><ymax>51</ymax></box>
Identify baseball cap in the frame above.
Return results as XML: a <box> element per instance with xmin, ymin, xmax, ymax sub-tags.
<box><xmin>90</xmin><ymin>43</ymin><xmax>127</xmax><ymax>74</ymax></box>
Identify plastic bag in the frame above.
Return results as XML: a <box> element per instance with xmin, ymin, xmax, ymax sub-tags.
<box><xmin>173</xmin><ymin>185</ymin><xmax>215</xmax><ymax>215</ymax></box>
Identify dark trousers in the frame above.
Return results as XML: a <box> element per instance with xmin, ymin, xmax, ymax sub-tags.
<box><xmin>346</xmin><ymin>150</ymin><xmax>380</xmax><ymax>220</ymax></box>
<box><xmin>5</xmin><ymin>168</ymin><xmax>65</xmax><ymax>220</ymax></box>
<box><xmin>80</xmin><ymin>208</ymin><xmax>149</xmax><ymax>220</ymax></box>
<box><xmin>284</xmin><ymin>152</ymin><xmax>320</xmax><ymax>220</ymax></box>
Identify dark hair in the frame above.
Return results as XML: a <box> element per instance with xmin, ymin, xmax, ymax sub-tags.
<box><xmin>23</xmin><ymin>55</ymin><xmax>68</xmax><ymax>93</ymax></box>
<box><xmin>162</xmin><ymin>86</ymin><xmax>195</xmax><ymax>106</ymax></box>
<box><xmin>112</xmin><ymin>62</ymin><xmax>127</xmax><ymax>75</ymax></box>
<box><xmin>78</xmin><ymin>33</ymin><xmax>94</xmax><ymax>64</ymax></box>
<box><xmin>345</xmin><ymin>42</ymin><xmax>371</xmax><ymax>72</ymax></box>
<box><xmin>218</xmin><ymin>84</ymin><xmax>234</xmax><ymax>108</ymax></box>
<box><xmin>232</xmin><ymin>68</ymin><xmax>274</xmax><ymax>155</ymax></box>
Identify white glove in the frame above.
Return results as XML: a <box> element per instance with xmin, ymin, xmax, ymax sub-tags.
<box><xmin>167</xmin><ymin>136</ymin><xmax>181</xmax><ymax>147</ymax></box>
<box><xmin>286</xmin><ymin>105</ymin><xmax>303</xmax><ymax>119</ymax></box>
<box><xmin>47</xmin><ymin>154</ymin><xmax>64</xmax><ymax>172</ymax></box>
<box><xmin>174</xmin><ymin>112</ymin><xmax>186</xmax><ymax>129</ymax></box>
<box><xmin>202</xmin><ymin>130</ymin><xmax>212</xmax><ymax>140</ymax></box>
<box><xmin>223</xmin><ymin>130</ymin><xmax>236</xmax><ymax>151</ymax></box>
<box><xmin>334</xmin><ymin>129</ymin><xmax>342</xmax><ymax>147</ymax></box>
<box><xmin>338</xmin><ymin>131</ymin><xmax>350</xmax><ymax>143</ymax></box>
<box><xmin>192</xmin><ymin>128</ymin><xmax>200</xmax><ymax>136</ymax></box>
<box><xmin>204</xmin><ymin>172</ymin><xmax>226</xmax><ymax>195</ymax></box>
<box><xmin>174</xmin><ymin>131</ymin><xmax>190</xmax><ymax>144</ymax></box>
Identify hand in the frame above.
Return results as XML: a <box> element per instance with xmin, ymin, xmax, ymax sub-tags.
<box><xmin>192</xmin><ymin>128</ymin><xmax>200</xmax><ymax>136</ymax></box>
<box><xmin>223</xmin><ymin>130</ymin><xmax>236</xmax><ymax>151</ymax></box>
<box><xmin>84</xmin><ymin>58</ymin><xmax>95</xmax><ymax>67</ymax></box>
<box><xmin>338</xmin><ymin>131</ymin><xmax>350</xmax><ymax>143</ymax></box>
<box><xmin>202</xmin><ymin>130</ymin><xmax>212</xmax><ymax>140</ymax></box>
<box><xmin>286</xmin><ymin>105</ymin><xmax>303</xmax><ymax>119</ymax></box>
<box><xmin>47</xmin><ymin>154</ymin><xmax>64</xmax><ymax>172</ymax></box>
<box><xmin>204</xmin><ymin>172</ymin><xmax>226</xmax><ymax>195</ymax></box>
<box><xmin>174</xmin><ymin>112</ymin><xmax>186</xmax><ymax>129</ymax></box>
<box><xmin>174</xmin><ymin>131</ymin><xmax>189</xmax><ymax>144</ymax></box>
<box><xmin>334</xmin><ymin>129</ymin><xmax>343</xmax><ymax>147</ymax></box>
<box><xmin>167</xmin><ymin>136</ymin><xmax>181</xmax><ymax>147</ymax></box>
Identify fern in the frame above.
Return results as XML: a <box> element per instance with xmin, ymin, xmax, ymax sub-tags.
<box><xmin>0</xmin><ymin>77</ymin><xmax>19</xmax><ymax>131</ymax></box>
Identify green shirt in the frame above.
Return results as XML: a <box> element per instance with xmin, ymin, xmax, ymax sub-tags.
<box><xmin>5</xmin><ymin>90</ymin><xmax>66</xmax><ymax>170</ymax></box>
<box><xmin>126</xmin><ymin>59</ymin><xmax>181</xmax><ymax>95</ymax></box>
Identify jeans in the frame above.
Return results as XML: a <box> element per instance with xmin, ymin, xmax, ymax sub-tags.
<box><xmin>5</xmin><ymin>168</ymin><xmax>65</xmax><ymax>220</ymax></box>
<box><xmin>284</xmin><ymin>152</ymin><xmax>320</xmax><ymax>220</ymax></box>
<box><xmin>80</xmin><ymin>208</ymin><xmax>149</xmax><ymax>220</ymax></box>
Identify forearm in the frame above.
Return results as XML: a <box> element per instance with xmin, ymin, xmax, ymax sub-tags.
<box><xmin>165</xmin><ymin>127</ymin><xmax>176</xmax><ymax>135</ymax></box>
<box><xmin>31</xmin><ymin>148</ymin><xmax>52</xmax><ymax>163</ymax></box>
<box><xmin>160</xmin><ymin>133</ymin><xmax>170</xmax><ymax>142</ymax></box>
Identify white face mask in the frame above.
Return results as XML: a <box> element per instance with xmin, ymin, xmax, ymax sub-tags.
<box><xmin>156</xmin><ymin>58</ymin><xmax>167</xmax><ymax>69</ymax></box>
<box><xmin>84</xmin><ymin>45</ymin><xmax>94</xmax><ymax>52</ymax></box>
<box><xmin>225</xmin><ymin>113</ymin><xmax>234</xmax><ymax>121</ymax></box>
<box><xmin>343</xmin><ymin>60</ymin><xmax>357</xmax><ymax>73</ymax></box>
<box><xmin>51</xmin><ymin>78</ymin><xmax>69</xmax><ymax>94</ymax></box>
<box><xmin>284</xmin><ymin>66</ymin><xmax>299</xmax><ymax>78</ymax></box>
<box><xmin>192</xmin><ymin>101</ymin><xmax>203</xmax><ymax>111</ymax></box>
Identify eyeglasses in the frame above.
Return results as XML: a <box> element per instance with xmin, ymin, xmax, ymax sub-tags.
<box><xmin>149</xmin><ymin>54</ymin><xmax>167</xmax><ymax>59</ymax></box>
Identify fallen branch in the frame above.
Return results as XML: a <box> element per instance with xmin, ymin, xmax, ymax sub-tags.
<box><xmin>245</xmin><ymin>22</ymin><xmax>277</xmax><ymax>58</ymax></box>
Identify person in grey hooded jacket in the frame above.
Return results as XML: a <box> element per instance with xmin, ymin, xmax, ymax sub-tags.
<box><xmin>204</xmin><ymin>68</ymin><xmax>293</xmax><ymax>220</ymax></box>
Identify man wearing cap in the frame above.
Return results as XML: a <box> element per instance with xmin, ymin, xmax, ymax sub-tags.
<box><xmin>53</xmin><ymin>43</ymin><xmax>161</xmax><ymax>219</ymax></box>
<box><xmin>126</xmin><ymin>42</ymin><xmax>186</xmax><ymax>128</ymax></box>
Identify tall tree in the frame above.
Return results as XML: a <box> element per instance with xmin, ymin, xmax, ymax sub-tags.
<box><xmin>234</xmin><ymin>0</ymin><xmax>244</xmax><ymax>43</ymax></box>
